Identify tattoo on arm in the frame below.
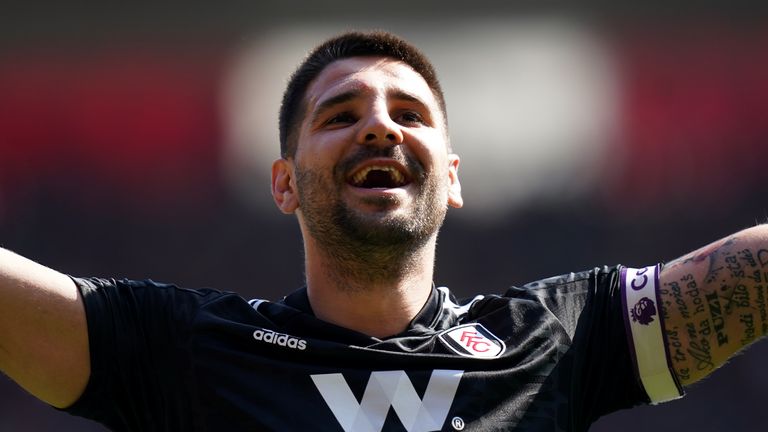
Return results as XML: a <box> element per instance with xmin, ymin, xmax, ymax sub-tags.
<box><xmin>660</xmin><ymin>233</ymin><xmax>768</xmax><ymax>384</ymax></box>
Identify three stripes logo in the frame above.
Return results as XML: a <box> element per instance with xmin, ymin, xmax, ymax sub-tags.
<box><xmin>311</xmin><ymin>369</ymin><xmax>463</xmax><ymax>432</ymax></box>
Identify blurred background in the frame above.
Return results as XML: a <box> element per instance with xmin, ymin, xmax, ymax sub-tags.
<box><xmin>1</xmin><ymin>1</ymin><xmax>767</xmax><ymax>430</ymax></box>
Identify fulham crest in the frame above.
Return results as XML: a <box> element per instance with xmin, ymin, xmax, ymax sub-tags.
<box><xmin>438</xmin><ymin>323</ymin><xmax>505</xmax><ymax>359</ymax></box>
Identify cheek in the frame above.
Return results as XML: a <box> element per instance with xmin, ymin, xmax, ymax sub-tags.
<box><xmin>404</xmin><ymin>129</ymin><xmax>448</xmax><ymax>166</ymax></box>
<box><xmin>297</xmin><ymin>130</ymin><xmax>353</xmax><ymax>164</ymax></box>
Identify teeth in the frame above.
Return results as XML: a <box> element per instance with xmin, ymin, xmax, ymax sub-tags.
<box><xmin>352</xmin><ymin>165</ymin><xmax>405</xmax><ymax>186</ymax></box>
<box><xmin>392</xmin><ymin>169</ymin><xmax>404</xmax><ymax>184</ymax></box>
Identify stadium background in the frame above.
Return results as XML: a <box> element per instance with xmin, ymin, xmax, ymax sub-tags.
<box><xmin>1</xmin><ymin>2</ymin><xmax>767</xmax><ymax>430</ymax></box>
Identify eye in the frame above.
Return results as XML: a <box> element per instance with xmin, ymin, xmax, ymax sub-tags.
<box><xmin>324</xmin><ymin>112</ymin><xmax>356</xmax><ymax>127</ymax></box>
<box><xmin>395</xmin><ymin>111</ymin><xmax>425</xmax><ymax>125</ymax></box>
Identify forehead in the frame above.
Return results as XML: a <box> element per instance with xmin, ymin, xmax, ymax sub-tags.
<box><xmin>304</xmin><ymin>56</ymin><xmax>440</xmax><ymax>114</ymax></box>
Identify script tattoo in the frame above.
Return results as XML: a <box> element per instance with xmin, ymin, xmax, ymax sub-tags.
<box><xmin>660</xmin><ymin>280</ymin><xmax>690</xmax><ymax>320</ymax></box>
<box><xmin>687</xmin><ymin>337</ymin><xmax>714</xmax><ymax>371</ymax></box>
<box><xmin>664</xmin><ymin>237</ymin><xmax>734</xmax><ymax>283</ymax></box>
<box><xmin>665</xmin><ymin>326</ymin><xmax>690</xmax><ymax>381</ymax></box>
<box><xmin>705</xmin><ymin>291</ymin><xmax>728</xmax><ymax>346</ymax></box>
<box><xmin>660</xmin><ymin>233</ymin><xmax>768</xmax><ymax>384</ymax></box>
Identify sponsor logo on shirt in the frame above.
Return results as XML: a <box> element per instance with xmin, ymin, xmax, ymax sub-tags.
<box><xmin>311</xmin><ymin>369</ymin><xmax>463</xmax><ymax>432</ymax></box>
<box><xmin>438</xmin><ymin>323</ymin><xmax>505</xmax><ymax>359</ymax></box>
<box><xmin>252</xmin><ymin>328</ymin><xmax>307</xmax><ymax>350</ymax></box>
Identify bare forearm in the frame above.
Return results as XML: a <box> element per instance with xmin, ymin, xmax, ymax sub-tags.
<box><xmin>0</xmin><ymin>247</ymin><xmax>89</xmax><ymax>407</ymax></box>
<box><xmin>659</xmin><ymin>224</ymin><xmax>768</xmax><ymax>385</ymax></box>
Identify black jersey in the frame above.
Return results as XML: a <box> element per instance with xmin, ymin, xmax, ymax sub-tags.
<box><xmin>63</xmin><ymin>265</ymin><xmax>682</xmax><ymax>431</ymax></box>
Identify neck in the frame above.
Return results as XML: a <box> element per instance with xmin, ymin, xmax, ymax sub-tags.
<box><xmin>303</xmin><ymin>234</ymin><xmax>437</xmax><ymax>338</ymax></box>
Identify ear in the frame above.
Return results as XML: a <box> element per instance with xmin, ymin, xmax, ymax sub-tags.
<box><xmin>447</xmin><ymin>153</ymin><xmax>463</xmax><ymax>208</ymax></box>
<box><xmin>271</xmin><ymin>158</ymin><xmax>299</xmax><ymax>214</ymax></box>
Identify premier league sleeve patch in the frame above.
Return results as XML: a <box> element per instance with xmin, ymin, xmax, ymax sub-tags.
<box><xmin>621</xmin><ymin>265</ymin><xmax>684</xmax><ymax>404</ymax></box>
<box><xmin>438</xmin><ymin>323</ymin><xmax>506</xmax><ymax>359</ymax></box>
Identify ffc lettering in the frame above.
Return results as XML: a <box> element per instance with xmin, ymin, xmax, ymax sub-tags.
<box><xmin>460</xmin><ymin>331</ymin><xmax>490</xmax><ymax>352</ymax></box>
<box><xmin>438</xmin><ymin>324</ymin><xmax>506</xmax><ymax>358</ymax></box>
<box><xmin>311</xmin><ymin>370</ymin><xmax>463</xmax><ymax>432</ymax></box>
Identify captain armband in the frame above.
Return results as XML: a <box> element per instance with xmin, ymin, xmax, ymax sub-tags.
<box><xmin>621</xmin><ymin>265</ymin><xmax>684</xmax><ymax>404</ymax></box>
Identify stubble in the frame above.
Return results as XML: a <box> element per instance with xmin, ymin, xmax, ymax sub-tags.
<box><xmin>295</xmin><ymin>146</ymin><xmax>448</xmax><ymax>289</ymax></box>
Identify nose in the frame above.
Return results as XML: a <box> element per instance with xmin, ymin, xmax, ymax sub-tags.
<box><xmin>355</xmin><ymin>106</ymin><xmax>404</xmax><ymax>146</ymax></box>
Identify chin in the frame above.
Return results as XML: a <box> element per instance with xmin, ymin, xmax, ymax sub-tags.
<box><xmin>344</xmin><ymin>209</ymin><xmax>437</xmax><ymax>246</ymax></box>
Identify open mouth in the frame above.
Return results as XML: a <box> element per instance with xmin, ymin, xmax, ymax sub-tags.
<box><xmin>348</xmin><ymin>164</ymin><xmax>410</xmax><ymax>189</ymax></box>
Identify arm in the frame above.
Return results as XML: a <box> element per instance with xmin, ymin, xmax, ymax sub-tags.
<box><xmin>659</xmin><ymin>224</ymin><xmax>768</xmax><ymax>386</ymax></box>
<box><xmin>0</xmin><ymin>247</ymin><xmax>89</xmax><ymax>408</ymax></box>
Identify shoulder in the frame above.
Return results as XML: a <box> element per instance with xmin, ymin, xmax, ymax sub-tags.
<box><xmin>74</xmin><ymin>276</ymin><xmax>228</xmax><ymax>297</ymax></box>
<box><xmin>504</xmin><ymin>266</ymin><xmax>622</xmax><ymax>309</ymax></box>
<box><xmin>514</xmin><ymin>265</ymin><xmax>622</xmax><ymax>294</ymax></box>
<box><xmin>73</xmin><ymin>276</ymin><xmax>245</xmax><ymax>322</ymax></box>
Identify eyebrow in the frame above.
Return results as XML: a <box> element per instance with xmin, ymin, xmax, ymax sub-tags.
<box><xmin>388</xmin><ymin>89</ymin><xmax>428</xmax><ymax>108</ymax></box>
<box><xmin>310</xmin><ymin>89</ymin><xmax>363</xmax><ymax>125</ymax></box>
<box><xmin>309</xmin><ymin>88</ymin><xmax>432</xmax><ymax>125</ymax></box>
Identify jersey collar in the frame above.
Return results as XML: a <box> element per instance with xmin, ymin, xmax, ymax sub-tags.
<box><xmin>279</xmin><ymin>284</ymin><xmax>445</xmax><ymax>338</ymax></box>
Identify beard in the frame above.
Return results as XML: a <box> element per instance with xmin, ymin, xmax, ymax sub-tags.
<box><xmin>295</xmin><ymin>146</ymin><xmax>448</xmax><ymax>286</ymax></box>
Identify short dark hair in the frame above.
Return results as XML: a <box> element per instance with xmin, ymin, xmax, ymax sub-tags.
<box><xmin>278</xmin><ymin>31</ymin><xmax>447</xmax><ymax>158</ymax></box>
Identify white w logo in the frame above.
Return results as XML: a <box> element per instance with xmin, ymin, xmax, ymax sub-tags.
<box><xmin>311</xmin><ymin>369</ymin><xmax>463</xmax><ymax>432</ymax></box>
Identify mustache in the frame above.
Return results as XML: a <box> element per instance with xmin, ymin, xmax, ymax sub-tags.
<box><xmin>335</xmin><ymin>146</ymin><xmax>425</xmax><ymax>182</ymax></box>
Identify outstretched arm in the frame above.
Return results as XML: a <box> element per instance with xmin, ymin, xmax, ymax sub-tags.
<box><xmin>0</xmin><ymin>247</ymin><xmax>89</xmax><ymax>408</ymax></box>
<box><xmin>659</xmin><ymin>224</ymin><xmax>768</xmax><ymax>386</ymax></box>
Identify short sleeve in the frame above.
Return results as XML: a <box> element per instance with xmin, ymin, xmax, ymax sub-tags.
<box><xmin>509</xmin><ymin>265</ymin><xmax>679</xmax><ymax>428</ymax></box>
<box><xmin>62</xmin><ymin>277</ymin><xmax>220</xmax><ymax>431</ymax></box>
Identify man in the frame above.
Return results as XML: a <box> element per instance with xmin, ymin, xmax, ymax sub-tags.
<box><xmin>0</xmin><ymin>30</ymin><xmax>766</xmax><ymax>431</ymax></box>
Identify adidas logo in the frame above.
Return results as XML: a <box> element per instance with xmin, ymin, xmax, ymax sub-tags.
<box><xmin>253</xmin><ymin>329</ymin><xmax>307</xmax><ymax>350</ymax></box>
